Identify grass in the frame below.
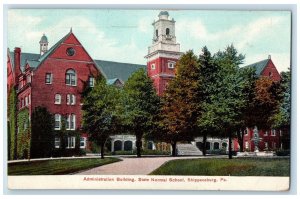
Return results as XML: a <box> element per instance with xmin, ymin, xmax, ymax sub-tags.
<box><xmin>8</xmin><ymin>157</ymin><xmax>120</xmax><ymax>175</ymax></box>
<box><xmin>150</xmin><ymin>157</ymin><xmax>290</xmax><ymax>176</ymax></box>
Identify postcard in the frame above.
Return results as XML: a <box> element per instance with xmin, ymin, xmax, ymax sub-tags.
<box><xmin>6</xmin><ymin>8</ymin><xmax>291</xmax><ymax>191</ymax></box>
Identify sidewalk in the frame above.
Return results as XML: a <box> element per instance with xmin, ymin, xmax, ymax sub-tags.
<box><xmin>75</xmin><ymin>156</ymin><xmax>200</xmax><ymax>175</ymax></box>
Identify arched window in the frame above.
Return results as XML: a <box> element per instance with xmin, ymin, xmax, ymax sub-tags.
<box><xmin>166</xmin><ymin>28</ymin><xmax>170</xmax><ymax>35</ymax></box>
<box><xmin>65</xmin><ymin>69</ymin><xmax>76</xmax><ymax>86</ymax></box>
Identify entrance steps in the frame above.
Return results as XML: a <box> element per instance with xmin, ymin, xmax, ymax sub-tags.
<box><xmin>177</xmin><ymin>144</ymin><xmax>203</xmax><ymax>156</ymax></box>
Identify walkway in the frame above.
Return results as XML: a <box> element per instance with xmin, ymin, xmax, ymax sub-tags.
<box><xmin>75</xmin><ymin>156</ymin><xmax>199</xmax><ymax>175</ymax></box>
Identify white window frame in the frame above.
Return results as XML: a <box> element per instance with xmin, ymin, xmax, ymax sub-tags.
<box><xmin>271</xmin><ymin>129</ymin><xmax>276</xmax><ymax>136</ymax></box>
<box><xmin>25</xmin><ymin>96</ymin><xmax>28</xmax><ymax>106</ymax></box>
<box><xmin>245</xmin><ymin>128</ymin><xmax>249</xmax><ymax>136</ymax></box>
<box><xmin>80</xmin><ymin>137</ymin><xmax>86</xmax><ymax>149</ymax></box>
<box><xmin>89</xmin><ymin>76</ymin><xmax>95</xmax><ymax>87</ymax></box>
<box><xmin>66</xmin><ymin>69</ymin><xmax>77</xmax><ymax>86</ymax></box>
<box><xmin>168</xmin><ymin>62</ymin><xmax>175</xmax><ymax>69</ymax></box>
<box><xmin>264</xmin><ymin>131</ymin><xmax>268</xmax><ymax>136</ymax></box>
<box><xmin>71</xmin><ymin>95</ymin><xmax>76</xmax><ymax>105</ymax></box>
<box><xmin>66</xmin><ymin>114</ymin><xmax>76</xmax><ymax>130</ymax></box>
<box><xmin>245</xmin><ymin>141</ymin><xmax>249</xmax><ymax>149</ymax></box>
<box><xmin>28</xmin><ymin>94</ymin><xmax>31</xmax><ymax>104</ymax></box>
<box><xmin>151</xmin><ymin>63</ymin><xmax>155</xmax><ymax>70</ymax></box>
<box><xmin>67</xmin><ymin>94</ymin><xmax>76</xmax><ymax>105</ymax></box>
<box><xmin>54</xmin><ymin>114</ymin><xmax>61</xmax><ymax>130</ymax></box>
<box><xmin>264</xmin><ymin>142</ymin><xmax>268</xmax><ymax>149</ymax></box>
<box><xmin>55</xmin><ymin>94</ymin><xmax>61</xmax><ymax>104</ymax></box>
<box><xmin>67</xmin><ymin>136</ymin><xmax>76</xmax><ymax>149</ymax></box>
<box><xmin>45</xmin><ymin>73</ymin><xmax>52</xmax><ymax>84</ymax></box>
<box><xmin>55</xmin><ymin>137</ymin><xmax>60</xmax><ymax>148</ymax></box>
<box><xmin>27</xmin><ymin>75</ymin><xmax>31</xmax><ymax>83</ymax></box>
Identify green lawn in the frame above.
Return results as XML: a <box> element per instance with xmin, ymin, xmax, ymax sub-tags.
<box><xmin>150</xmin><ymin>158</ymin><xmax>290</xmax><ymax>176</ymax></box>
<box><xmin>8</xmin><ymin>157</ymin><xmax>120</xmax><ymax>175</ymax></box>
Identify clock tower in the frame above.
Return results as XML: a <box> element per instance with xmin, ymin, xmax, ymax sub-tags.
<box><xmin>145</xmin><ymin>11</ymin><xmax>182</xmax><ymax>95</ymax></box>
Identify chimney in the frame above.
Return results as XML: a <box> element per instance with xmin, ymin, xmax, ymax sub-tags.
<box><xmin>14</xmin><ymin>47</ymin><xmax>21</xmax><ymax>84</ymax></box>
<box><xmin>268</xmin><ymin>55</ymin><xmax>271</xmax><ymax>59</ymax></box>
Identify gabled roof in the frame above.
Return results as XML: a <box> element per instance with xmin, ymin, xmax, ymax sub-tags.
<box><xmin>95</xmin><ymin>60</ymin><xmax>146</xmax><ymax>82</ymax></box>
<box><xmin>37</xmin><ymin>31</ymin><xmax>72</xmax><ymax>64</ymax></box>
<box><xmin>243</xmin><ymin>58</ymin><xmax>270</xmax><ymax>75</ymax></box>
<box><xmin>9</xmin><ymin>51</ymin><xmax>41</xmax><ymax>72</ymax></box>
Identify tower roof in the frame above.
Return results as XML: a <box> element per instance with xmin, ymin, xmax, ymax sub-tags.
<box><xmin>158</xmin><ymin>11</ymin><xmax>169</xmax><ymax>17</ymax></box>
<box><xmin>40</xmin><ymin>34</ymin><xmax>48</xmax><ymax>43</ymax></box>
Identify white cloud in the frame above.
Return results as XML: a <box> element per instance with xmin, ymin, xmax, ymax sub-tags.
<box><xmin>177</xmin><ymin>16</ymin><xmax>283</xmax><ymax>52</ymax></box>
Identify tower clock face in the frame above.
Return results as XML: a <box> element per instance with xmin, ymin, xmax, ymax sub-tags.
<box><xmin>66</xmin><ymin>47</ymin><xmax>75</xmax><ymax>56</ymax></box>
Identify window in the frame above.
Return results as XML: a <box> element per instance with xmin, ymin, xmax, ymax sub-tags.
<box><xmin>45</xmin><ymin>73</ymin><xmax>52</xmax><ymax>84</ymax></box>
<box><xmin>166</xmin><ymin>28</ymin><xmax>170</xmax><ymax>35</ymax></box>
<box><xmin>156</xmin><ymin>29</ymin><xmax>158</xmax><ymax>37</ymax></box>
<box><xmin>21</xmin><ymin>98</ymin><xmax>24</xmax><ymax>107</ymax></box>
<box><xmin>264</xmin><ymin>142</ymin><xmax>268</xmax><ymax>149</ymax></box>
<box><xmin>66</xmin><ymin>69</ymin><xmax>76</xmax><ymax>86</ymax></box>
<box><xmin>67</xmin><ymin>137</ymin><xmax>76</xmax><ymax>148</ymax></box>
<box><xmin>245</xmin><ymin>142</ymin><xmax>249</xmax><ymax>149</ymax></box>
<box><xmin>55</xmin><ymin>94</ymin><xmax>61</xmax><ymax>104</ymax></box>
<box><xmin>245</xmin><ymin>128</ymin><xmax>249</xmax><ymax>135</ymax></box>
<box><xmin>26</xmin><ymin>75</ymin><xmax>31</xmax><ymax>83</ymax></box>
<box><xmin>151</xmin><ymin>64</ymin><xmax>155</xmax><ymax>70</ymax></box>
<box><xmin>67</xmin><ymin>94</ymin><xmax>76</xmax><ymax>105</ymax></box>
<box><xmin>89</xmin><ymin>76</ymin><xmax>95</xmax><ymax>87</ymax></box>
<box><xmin>25</xmin><ymin>96</ymin><xmax>28</xmax><ymax>106</ymax></box>
<box><xmin>271</xmin><ymin>129</ymin><xmax>276</xmax><ymax>136</ymax></box>
<box><xmin>80</xmin><ymin>137</ymin><xmax>86</xmax><ymax>149</ymax></box>
<box><xmin>269</xmin><ymin>72</ymin><xmax>273</xmax><ymax>77</ymax></box>
<box><xmin>168</xmin><ymin>62</ymin><xmax>175</xmax><ymax>69</ymax></box>
<box><xmin>54</xmin><ymin>114</ymin><xmax>61</xmax><ymax>130</ymax></box>
<box><xmin>55</xmin><ymin>137</ymin><xmax>60</xmax><ymax>148</ymax></box>
<box><xmin>264</xmin><ymin>131</ymin><xmax>268</xmax><ymax>136</ymax></box>
<box><xmin>66</xmin><ymin>114</ymin><xmax>76</xmax><ymax>130</ymax></box>
<box><xmin>28</xmin><ymin>94</ymin><xmax>31</xmax><ymax>104</ymax></box>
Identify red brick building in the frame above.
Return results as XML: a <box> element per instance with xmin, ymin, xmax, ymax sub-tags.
<box><xmin>145</xmin><ymin>11</ymin><xmax>182</xmax><ymax>96</ymax></box>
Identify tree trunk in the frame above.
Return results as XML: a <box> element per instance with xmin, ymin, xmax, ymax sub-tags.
<box><xmin>202</xmin><ymin>132</ymin><xmax>207</xmax><ymax>156</ymax></box>
<box><xmin>228</xmin><ymin>129</ymin><xmax>232</xmax><ymax>159</ymax></box>
<box><xmin>237</xmin><ymin>129</ymin><xmax>244</xmax><ymax>152</ymax></box>
<box><xmin>136</xmin><ymin>137</ymin><xmax>142</xmax><ymax>158</ymax></box>
<box><xmin>171</xmin><ymin>142</ymin><xmax>177</xmax><ymax>157</ymax></box>
<box><xmin>100</xmin><ymin>143</ymin><xmax>105</xmax><ymax>159</ymax></box>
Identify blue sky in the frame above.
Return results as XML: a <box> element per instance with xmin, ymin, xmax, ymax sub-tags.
<box><xmin>7</xmin><ymin>9</ymin><xmax>291</xmax><ymax>72</ymax></box>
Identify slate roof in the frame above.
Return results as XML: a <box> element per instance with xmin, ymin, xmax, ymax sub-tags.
<box><xmin>243</xmin><ymin>58</ymin><xmax>270</xmax><ymax>75</ymax></box>
<box><xmin>9</xmin><ymin>51</ymin><xmax>41</xmax><ymax>72</ymax></box>
<box><xmin>8</xmin><ymin>49</ymin><xmax>145</xmax><ymax>82</ymax></box>
<box><xmin>95</xmin><ymin>60</ymin><xmax>146</xmax><ymax>82</ymax></box>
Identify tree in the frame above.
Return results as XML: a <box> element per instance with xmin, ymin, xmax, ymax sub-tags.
<box><xmin>82</xmin><ymin>75</ymin><xmax>122</xmax><ymax>159</ymax></box>
<box><xmin>209</xmin><ymin>44</ymin><xmax>246</xmax><ymax>159</ymax></box>
<box><xmin>236</xmin><ymin>66</ymin><xmax>258</xmax><ymax>152</ymax></box>
<box><xmin>197</xmin><ymin>46</ymin><xmax>221</xmax><ymax>156</ymax></box>
<box><xmin>271</xmin><ymin>70</ymin><xmax>291</xmax><ymax>129</ymax></box>
<box><xmin>122</xmin><ymin>68</ymin><xmax>160</xmax><ymax>157</ymax></box>
<box><xmin>31</xmin><ymin>106</ymin><xmax>55</xmax><ymax>158</ymax></box>
<box><xmin>160</xmin><ymin>50</ymin><xmax>201</xmax><ymax>156</ymax></box>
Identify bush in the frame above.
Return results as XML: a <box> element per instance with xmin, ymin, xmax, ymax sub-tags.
<box><xmin>111</xmin><ymin>149</ymin><xmax>170</xmax><ymax>156</ymax></box>
<box><xmin>276</xmin><ymin>150</ymin><xmax>290</xmax><ymax>156</ymax></box>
